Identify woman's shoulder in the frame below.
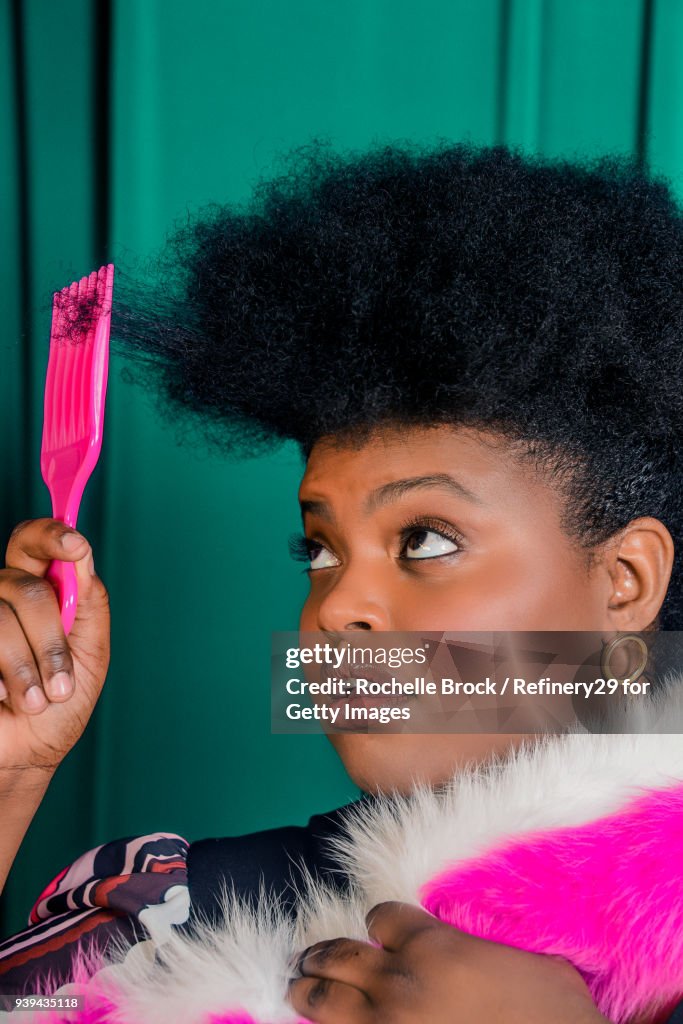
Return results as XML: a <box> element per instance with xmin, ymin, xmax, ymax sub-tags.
<box><xmin>186</xmin><ymin>800</ymin><xmax>358</xmax><ymax>924</ymax></box>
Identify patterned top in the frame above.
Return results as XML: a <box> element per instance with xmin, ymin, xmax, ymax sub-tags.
<box><xmin>0</xmin><ymin>833</ymin><xmax>190</xmax><ymax>996</ymax></box>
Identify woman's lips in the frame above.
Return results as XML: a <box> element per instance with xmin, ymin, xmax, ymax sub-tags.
<box><xmin>328</xmin><ymin>680</ymin><xmax>410</xmax><ymax>706</ymax></box>
<box><xmin>323</xmin><ymin>666</ymin><xmax>415</xmax><ymax>731</ymax></box>
<box><xmin>345</xmin><ymin>661</ymin><xmax>404</xmax><ymax>687</ymax></box>
<box><xmin>304</xmin><ymin>659</ymin><xmax>444</xmax><ymax>730</ymax></box>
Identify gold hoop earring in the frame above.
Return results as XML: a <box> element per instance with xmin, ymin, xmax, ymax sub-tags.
<box><xmin>600</xmin><ymin>633</ymin><xmax>648</xmax><ymax>685</ymax></box>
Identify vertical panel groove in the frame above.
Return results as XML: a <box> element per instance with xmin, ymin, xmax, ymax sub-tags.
<box><xmin>637</xmin><ymin>0</ymin><xmax>655</xmax><ymax>168</ymax></box>
<box><xmin>496</xmin><ymin>0</ymin><xmax>511</xmax><ymax>144</ymax></box>
<box><xmin>87</xmin><ymin>0</ymin><xmax>114</xmax><ymax>861</ymax></box>
<box><xmin>9</xmin><ymin>0</ymin><xmax>31</xmax><ymax>511</ymax></box>
<box><xmin>94</xmin><ymin>0</ymin><xmax>112</xmax><ymax>259</ymax></box>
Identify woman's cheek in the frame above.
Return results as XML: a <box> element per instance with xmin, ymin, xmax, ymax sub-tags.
<box><xmin>387</xmin><ymin>558</ymin><xmax>556</xmax><ymax>631</ymax></box>
<box><xmin>298</xmin><ymin>548</ymin><xmax>594</xmax><ymax>633</ymax></box>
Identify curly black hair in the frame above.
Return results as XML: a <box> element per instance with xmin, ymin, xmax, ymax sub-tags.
<box><xmin>112</xmin><ymin>140</ymin><xmax>683</xmax><ymax>628</ymax></box>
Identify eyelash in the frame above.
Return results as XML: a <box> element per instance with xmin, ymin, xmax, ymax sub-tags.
<box><xmin>288</xmin><ymin>517</ymin><xmax>465</xmax><ymax>573</ymax></box>
<box><xmin>288</xmin><ymin>534</ymin><xmax>319</xmax><ymax>566</ymax></box>
<box><xmin>396</xmin><ymin>516</ymin><xmax>465</xmax><ymax>561</ymax></box>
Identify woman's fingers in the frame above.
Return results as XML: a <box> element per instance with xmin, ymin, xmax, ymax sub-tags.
<box><xmin>4</xmin><ymin>517</ymin><xmax>109</xmax><ymax>670</ymax></box>
<box><xmin>1</xmin><ymin>517</ymin><xmax>97</xmax><ymax>713</ymax></box>
<box><xmin>297</xmin><ymin>937</ymin><xmax>388</xmax><ymax>988</ymax></box>
<box><xmin>5</xmin><ymin>518</ymin><xmax>89</xmax><ymax>576</ymax></box>
<box><xmin>0</xmin><ymin>519</ymin><xmax>110</xmax><ymax>774</ymax></box>
<box><xmin>365</xmin><ymin>901</ymin><xmax>438</xmax><ymax>952</ymax></box>
<box><xmin>288</xmin><ymin>975</ymin><xmax>373</xmax><ymax>1024</ymax></box>
<box><xmin>0</xmin><ymin>598</ymin><xmax>47</xmax><ymax>714</ymax></box>
<box><xmin>0</xmin><ymin>570</ymin><xmax>75</xmax><ymax>709</ymax></box>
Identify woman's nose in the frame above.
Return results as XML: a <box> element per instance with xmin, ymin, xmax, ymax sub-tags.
<box><xmin>315</xmin><ymin>568</ymin><xmax>392</xmax><ymax>632</ymax></box>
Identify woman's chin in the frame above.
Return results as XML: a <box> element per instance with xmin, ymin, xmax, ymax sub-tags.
<box><xmin>329</xmin><ymin>732</ymin><xmax>524</xmax><ymax>795</ymax></box>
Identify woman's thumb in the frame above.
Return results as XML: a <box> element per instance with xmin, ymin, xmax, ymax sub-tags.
<box><xmin>70</xmin><ymin>547</ymin><xmax>111</xmax><ymax>640</ymax></box>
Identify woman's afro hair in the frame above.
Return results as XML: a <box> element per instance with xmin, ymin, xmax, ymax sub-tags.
<box><xmin>113</xmin><ymin>140</ymin><xmax>683</xmax><ymax>627</ymax></box>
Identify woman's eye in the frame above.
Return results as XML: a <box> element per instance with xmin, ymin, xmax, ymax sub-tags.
<box><xmin>289</xmin><ymin>534</ymin><xmax>341</xmax><ymax>571</ymax></box>
<box><xmin>402</xmin><ymin>528</ymin><xmax>460</xmax><ymax>560</ymax></box>
<box><xmin>308</xmin><ymin>542</ymin><xmax>341</xmax><ymax>570</ymax></box>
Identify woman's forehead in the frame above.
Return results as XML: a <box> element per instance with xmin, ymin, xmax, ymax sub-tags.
<box><xmin>298</xmin><ymin>424</ymin><xmax>550</xmax><ymax>511</ymax></box>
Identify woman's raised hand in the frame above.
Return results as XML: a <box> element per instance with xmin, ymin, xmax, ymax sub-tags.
<box><xmin>0</xmin><ymin>518</ymin><xmax>110</xmax><ymax>775</ymax></box>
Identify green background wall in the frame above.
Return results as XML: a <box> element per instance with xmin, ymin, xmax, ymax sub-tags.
<box><xmin>2</xmin><ymin>0</ymin><xmax>683</xmax><ymax>936</ymax></box>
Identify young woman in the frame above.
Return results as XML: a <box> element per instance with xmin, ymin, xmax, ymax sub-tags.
<box><xmin>1</xmin><ymin>141</ymin><xmax>683</xmax><ymax>1023</ymax></box>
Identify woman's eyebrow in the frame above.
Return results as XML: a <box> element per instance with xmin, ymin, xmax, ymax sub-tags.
<box><xmin>299</xmin><ymin>473</ymin><xmax>482</xmax><ymax>523</ymax></box>
<box><xmin>299</xmin><ymin>498</ymin><xmax>337</xmax><ymax>523</ymax></box>
<box><xmin>364</xmin><ymin>473</ymin><xmax>483</xmax><ymax>511</ymax></box>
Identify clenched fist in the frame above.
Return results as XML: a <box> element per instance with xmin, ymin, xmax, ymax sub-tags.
<box><xmin>0</xmin><ymin>518</ymin><xmax>110</xmax><ymax>774</ymax></box>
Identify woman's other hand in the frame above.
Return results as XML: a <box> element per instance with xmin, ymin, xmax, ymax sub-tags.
<box><xmin>0</xmin><ymin>517</ymin><xmax>110</xmax><ymax>775</ymax></box>
<box><xmin>289</xmin><ymin>901</ymin><xmax>611</xmax><ymax>1024</ymax></box>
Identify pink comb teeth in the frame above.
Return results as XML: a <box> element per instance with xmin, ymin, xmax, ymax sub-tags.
<box><xmin>41</xmin><ymin>264</ymin><xmax>114</xmax><ymax>634</ymax></box>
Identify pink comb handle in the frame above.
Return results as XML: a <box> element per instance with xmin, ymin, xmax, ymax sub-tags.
<box><xmin>41</xmin><ymin>264</ymin><xmax>114</xmax><ymax>634</ymax></box>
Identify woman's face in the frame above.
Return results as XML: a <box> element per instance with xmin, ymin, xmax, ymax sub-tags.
<box><xmin>296</xmin><ymin>424</ymin><xmax>628</xmax><ymax>793</ymax></box>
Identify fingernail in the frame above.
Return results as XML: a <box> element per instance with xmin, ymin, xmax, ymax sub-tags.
<box><xmin>25</xmin><ymin>685</ymin><xmax>47</xmax><ymax>711</ymax></box>
<box><xmin>46</xmin><ymin>672</ymin><xmax>73</xmax><ymax>700</ymax></box>
<box><xmin>62</xmin><ymin>532</ymin><xmax>85</xmax><ymax>552</ymax></box>
<box><xmin>87</xmin><ymin>554</ymin><xmax>95</xmax><ymax>576</ymax></box>
<box><xmin>296</xmin><ymin>947</ymin><xmax>312</xmax><ymax>973</ymax></box>
<box><xmin>0</xmin><ymin>680</ymin><xmax>7</xmax><ymax>701</ymax></box>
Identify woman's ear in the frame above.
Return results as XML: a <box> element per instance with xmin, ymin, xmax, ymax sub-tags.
<box><xmin>603</xmin><ymin>516</ymin><xmax>675</xmax><ymax>629</ymax></box>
